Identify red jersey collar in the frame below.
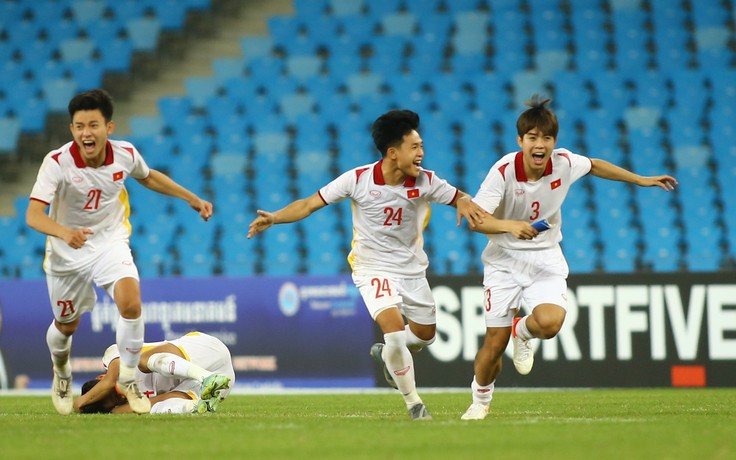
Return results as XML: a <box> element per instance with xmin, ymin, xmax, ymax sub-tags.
<box><xmin>70</xmin><ymin>141</ymin><xmax>115</xmax><ymax>168</ymax></box>
<box><xmin>514</xmin><ymin>151</ymin><xmax>553</xmax><ymax>182</ymax></box>
<box><xmin>373</xmin><ymin>159</ymin><xmax>418</xmax><ymax>187</ymax></box>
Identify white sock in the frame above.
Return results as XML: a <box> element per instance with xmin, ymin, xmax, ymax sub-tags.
<box><xmin>404</xmin><ymin>325</ymin><xmax>435</xmax><ymax>353</ymax></box>
<box><xmin>471</xmin><ymin>377</ymin><xmax>494</xmax><ymax>405</ymax></box>
<box><xmin>150</xmin><ymin>398</ymin><xmax>196</xmax><ymax>414</ymax></box>
<box><xmin>116</xmin><ymin>316</ymin><xmax>144</xmax><ymax>383</ymax></box>
<box><xmin>146</xmin><ymin>353</ymin><xmax>212</xmax><ymax>382</ymax></box>
<box><xmin>514</xmin><ymin>316</ymin><xmax>534</xmax><ymax>341</ymax></box>
<box><xmin>46</xmin><ymin>323</ymin><xmax>72</xmax><ymax>378</ymax></box>
<box><xmin>383</xmin><ymin>331</ymin><xmax>422</xmax><ymax>408</ymax></box>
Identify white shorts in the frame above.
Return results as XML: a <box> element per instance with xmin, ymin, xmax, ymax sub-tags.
<box><xmin>352</xmin><ymin>274</ymin><xmax>436</xmax><ymax>325</ymax></box>
<box><xmin>46</xmin><ymin>242</ymin><xmax>139</xmax><ymax>323</ymax></box>
<box><xmin>481</xmin><ymin>245</ymin><xmax>569</xmax><ymax>328</ymax></box>
<box><xmin>107</xmin><ymin>332</ymin><xmax>236</xmax><ymax>400</ymax></box>
<box><xmin>167</xmin><ymin>332</ymin><xmax>236</xmax><ymax>399</ymax></box>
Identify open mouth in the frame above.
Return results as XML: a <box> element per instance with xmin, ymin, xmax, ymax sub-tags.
<box><xmin>82</xmin><ymin>140</ymin><xmax>96</xmax><ymax>152</ymax></box>
<box><xmin>531</xmin><ymin>152</ymin><xmax>545</xmax><ymax>165</ymax></box>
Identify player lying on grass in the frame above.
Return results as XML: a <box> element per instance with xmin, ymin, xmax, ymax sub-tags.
<box><xmin>75</xmin><ymin>332</ymin><xmax>234</xmax><ymax>414</ymax></box>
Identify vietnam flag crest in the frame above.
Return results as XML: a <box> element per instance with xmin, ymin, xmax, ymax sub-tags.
<box><xmin>112</xmin><ymin>171</ymin><xmax>124</xmax><ymax>181</ymax></box>
<box><xmin>550</xmin><ymin>178</ymin><xmax>561</xmax><ymax>190</ymax></box>
<box><xmin>407</xmin><ymin>189</ymin><xmax>419</xmax><ymax>199</ymax></box>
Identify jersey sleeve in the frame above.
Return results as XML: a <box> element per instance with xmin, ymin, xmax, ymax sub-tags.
<box><xmin>318</xmin><ymin>168</ymin><xmax>358</xmax><ymax>204</ymax></box>
<box><xmin>29</xmin><ymin>153</ymin><xmax>63</xmax><ymax>205</ymax></box>
<box><xmin>423</xmin><ymin>171</ymin><xmax>459</xmax><ymax>205</ymax></box>
<box><xmin>472</xmin><ymin>165</ymin><xmax>506</xmax><ymax>214</ymax></box>
<box><xmin>129</xmin><ymin>145</ymin><xmax>151</xmax><ymax>180</ymax></box>
<box><xmin>560</xmin><ymin>148</ymin><xmax>592</xmax><ymax>183</ymax></box>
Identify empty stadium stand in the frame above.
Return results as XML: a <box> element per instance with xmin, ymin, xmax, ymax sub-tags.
<box><xmin>1</xmin><ymin>0</ymin><xmax>734</xmax><ymax>279</ymax></box>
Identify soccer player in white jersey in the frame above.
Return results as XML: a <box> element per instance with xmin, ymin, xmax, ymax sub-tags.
<box><xmin>74</xmin><ymin>331</ymin><xmax>234</xmax><ymax>414</ymax></box>
<box><xmin>25</xmin><ymin>89</ymin><xmax>213</xmax><ymax>415</ymax></box>
<box><xmin>248</xmin><ymin>109</ymin><xmax>485</xmax><ymax>420</ymax></box>
<box><xmin>460</xmin><ymin>95</ymin><xmax>678</xmax><ymax>420</ymax></box>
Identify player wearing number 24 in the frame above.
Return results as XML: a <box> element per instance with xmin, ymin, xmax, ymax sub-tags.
<box><xmin>248</xmin><ymin>109</ymin><xmax>486</xmax><ymax>420</ymax></box>
<box><xmin>26</xmin><ymin>89</ymin><xmax>213</xmax><ymax>416</ymax></box>
<box><xmin>460</xmin><ymin>95</ymin><xmax>678</xmax><ymax>421</ymax></box>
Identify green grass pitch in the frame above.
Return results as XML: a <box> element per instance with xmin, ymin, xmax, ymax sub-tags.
<box><xmin>1</xmin><ymin>389</ymin><xmax>734</xmax><ymax>459</ymax></box>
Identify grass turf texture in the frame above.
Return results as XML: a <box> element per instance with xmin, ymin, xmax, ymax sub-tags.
<box><xmin>1</xmin><ymin>389</ymin><xmax>733</xmax><ymax>459</ymax></box>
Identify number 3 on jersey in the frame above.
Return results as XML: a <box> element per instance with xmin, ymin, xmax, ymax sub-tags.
<box><xmin>529</xmin><ymin>201</ymin><xmax>540</xmax><ymax>221</ymax></box>
<box><xmin>383</xmin><ymin>207</ymin><xmax>403</xmax><ymax>226</ymax></box>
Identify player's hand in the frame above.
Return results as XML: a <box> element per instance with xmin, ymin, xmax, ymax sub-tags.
<box><xmin>455</xmin><ymin>196</ymin><xmax>486</xmax><ymax>228</ymax></box>
<box><xmin>63</xmin><ymin>228</ymin><xmax>94</xmax><ymax>249</ymax></box>
<box><xmin>247</xmin><ymin>210</ymin><xmax>275</xmax><ymax>238</ymax></box>
<box><xmin>642</xmin><ymin>175</ymin><xmax>678</xmax><ymax>191</ymax></box>
<box><xmin>190</xmin><ymin>198</ymin><xmax>213</xmax><ymax>221</ymax></box>
<box><xmin>507</xmin><ymin>221</ymin><xmax>538</xmax><ymax>240</ymax></box>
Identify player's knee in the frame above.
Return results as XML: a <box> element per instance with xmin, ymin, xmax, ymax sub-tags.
<box><xmin>117</xmin><ymin>302</ymin><xmax>142</xmax><ymax>319</ymax></box>
<box><xmin>537</xmin><ymin>318</ymin><xmax>564</xmax><ymax>339</ymax></box>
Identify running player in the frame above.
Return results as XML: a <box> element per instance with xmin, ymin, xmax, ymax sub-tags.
<box><xmin>461</xmin><ymin>95</ymin><xmax>678</xmax><ymax>420</ymax></box>
<box><xmin>247</xmin><ymin>109</ymin><xmax>485</xmax><ymax>420</ymax></box>
<box><xmin>26</xmin><ymin>89</ymin><xmax>213</xmax><ymax>415</ymax></box>
<box><xmin>75</xmin><ymin>331</ymin><xmax>234</xmax><ymax>414</ymax></box>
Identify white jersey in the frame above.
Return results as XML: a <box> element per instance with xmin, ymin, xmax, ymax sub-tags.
<box><xmin>319</xmin><ymin>160</ymin><xmax>459</xmax><ymax>278</ymax></box>
<box><xmin>473</xmin><ymin>148</ymin><xmax>592</xmax><ymax>252</ymax></box>
<box><xmin>29</xmin><ymin>139</ymin><xmax>150</xmax><ymax>275</ymax></box>
<box><xmin>103</xmin><ymin>332</ymin><xmax>235</xmax><ymax>400</ymax></box>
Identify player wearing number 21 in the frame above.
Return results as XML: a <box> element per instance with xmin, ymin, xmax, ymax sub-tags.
<box><xmin>26</xmin><ymin>89</ymin><xmax>213</xmax><ymax>416</ymax></box>
<box><xmin>248</xmin><ymin>109</ymin><xmax>486</xmax><ymax>420</ymax></box>
<box><xmin>460</xmin><ymin>95</ymin><xmax>678</xmax><ymax>421</ymax></box>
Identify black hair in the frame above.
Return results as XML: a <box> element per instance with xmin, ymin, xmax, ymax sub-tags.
<box><xmin>68</xmin><ymin>89</ymin><xmax>114</xmax><ymax>123</ymax></box>
<box><xmin>370</xmin><ymin>109</ymin><xmax>420</xmax><ymax>156</ymax></box>
<box><xmin>78</xmin><ymin>379</ymin><xmax>113</xmax><ymax>414</ymax></box>
<box><xmin>516</xmin><ymin>94</ymin><xmax>559</xmax><ymax>138</ymax></box>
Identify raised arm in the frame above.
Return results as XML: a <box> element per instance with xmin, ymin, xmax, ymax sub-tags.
<box><xmin>136</xmin><ymin>169</ymin><xmax>213</xmax><ymax>221</ymax></box>
<box><xmin>247</xmin><ymin>193</ymin><xmax>327</xmax><ymax>239</ymax></box>
<box><xmin>590</xmin><ymin>159</ymin><xmax>678</xmax><ymax>191</ymax></box>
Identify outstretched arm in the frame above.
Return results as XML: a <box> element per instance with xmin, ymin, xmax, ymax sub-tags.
<box><xmin>136</xmin><ymin>169</ymin><xmax>213</xmax><ymax>221</ymax></box>
<box><xmin>469</xmin><ymin>213</ymin><xmax>539</xmax><ymax>240</ymax></box>
<box><xmin>247</xmin><ymin>193</ymin><xmax>327</xmax><ymax>238</ymax></box>
<box><xmin>590</xmin><ymin>159</ymin><xmax>678</xmax><ymax>191</ymax></box>
<box><xmin>451</xmin><ymin>193</ymin><xmax>486</xmax><ymax>228</ymax></box>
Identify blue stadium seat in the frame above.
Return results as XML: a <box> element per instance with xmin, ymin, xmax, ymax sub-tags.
<box><xmin>185</xmin><ymin>77</ymin><xmax>221</xmax><ymax>109</ymax></box>
<box><xmin>0</xmin><ymin>117</ymin><xmax>22</xmax><ymax>152</ymax></box>
<box><xmin>125</xmin><ymin>17</ymin><xmax>161</xmax><ymax>52</ymax></box>
<box><xmin>42</xmin><ymin>78</ymin><xmax>78</xmax><ymax>112</ymax></box>
<box><xmin>380</xmin><ymin>12</ymin><xmax>417</xmax><ymax>37</ymax></box>
<box><xmin>240</xmin><ymin>36</ymin><xmax>274</xmax><ymax>59</ymax></box>
<box><xmin>71</xmin><ymin>0</ymin><xmax>107</xmax><ymax>26</ymax></box>
<box><xmin>59</xmin><ymin>38</ymin><xmax>96</xmax><ymax>63</ymax></box>
<box><xmin>98</xmin><ymin>38</ymin><xmax>134</xmax><ymax>72</ymax></box>
<box><xmin>328</xmin><ymin>0</ymin><xmax>365</xmax><ymax>16</ymax></box>
<box><xmin>67</xmin><ymin>59</ymin><xmax>106</xmax><ymax>90</ymax></box>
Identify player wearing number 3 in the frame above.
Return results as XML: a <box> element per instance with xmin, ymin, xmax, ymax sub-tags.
<box><xmin>26</xmin><ymin>89</ymin><xmax>213</xmax><ymax>415</ymax></box>
<box><xmin>460</xmin><ymin>95</ymin><xmax>678</xmax><ymax>420</ymax></box>
<box><xmin>248</xmin><ymin>109</ymin><xmax>485</xmax><ymax>420</ymax></box>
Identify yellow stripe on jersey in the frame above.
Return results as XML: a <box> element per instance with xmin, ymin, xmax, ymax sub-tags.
<box><xmin>347</xmin><ymin>201</ymin><xmax>357</xmax><ymax>271</ymax></box>
<box><xmin>119</xmin><ymin>187</ymin><xmax>132</xmax><ymax>236</ymax></box>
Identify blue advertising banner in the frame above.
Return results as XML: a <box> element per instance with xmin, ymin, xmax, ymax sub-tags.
<box><xmin>0</xmin><ymin>276</ymin><xmax>375</xmax><ymax>390</ymax></box>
